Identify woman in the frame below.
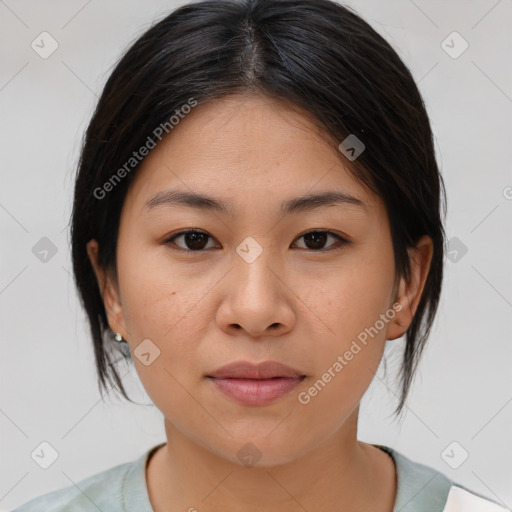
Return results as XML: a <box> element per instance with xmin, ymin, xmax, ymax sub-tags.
<box><xmin>12</xmin><ymin>0</ymin><xmax>509</xmax><ymax>510</ymax></box>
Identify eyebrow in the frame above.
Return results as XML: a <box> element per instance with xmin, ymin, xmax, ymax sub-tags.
<box><xmin>142</xmin><ymin>188</ymin><xmax>366</xmax><ymax>216</ymax></box>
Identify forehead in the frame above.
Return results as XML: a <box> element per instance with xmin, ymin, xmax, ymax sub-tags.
<box><xmin>123</xmin><ymin>94</ymin><xmax>378</xmax><ymax>216</ymax></box>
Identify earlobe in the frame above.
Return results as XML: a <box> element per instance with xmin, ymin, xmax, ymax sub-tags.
<box><xmin>86</xmin><ymin>239</ymin><xmax>128</xmax><ymax>339</ymax></box>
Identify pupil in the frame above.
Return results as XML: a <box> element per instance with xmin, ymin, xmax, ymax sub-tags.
<box><xmin>304</xmin><ymin>232</ymin><xmax>327</xmax><ymax>249</ymax></box>
<box><xmin>186</xmin><ymin>232</ymin><xmax>207</xmax><ymax>250</ymax></box>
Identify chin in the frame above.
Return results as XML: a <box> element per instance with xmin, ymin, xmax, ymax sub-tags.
<box><xmin>207</xmin><ymin>431</ymin><xmax>316</xmax><ymax>469</ymax></box>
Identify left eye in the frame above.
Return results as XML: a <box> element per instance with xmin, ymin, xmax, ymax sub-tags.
<box><xmin>292</xmin><ymin>230</ymin><xmax>350</xmax><ymax>251</ymax></box>
<box><xmin>164</xmin><ymin>230</ymin><xmax>350</xmax><ymax>252</ymax></box>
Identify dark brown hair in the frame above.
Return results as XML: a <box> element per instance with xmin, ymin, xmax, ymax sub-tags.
<box><xmin>71</xmin><ymin>0</ymin><xmax>447</xmax><ymax>416</ymax></box>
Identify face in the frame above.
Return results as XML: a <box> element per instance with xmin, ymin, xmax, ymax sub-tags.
<box><xmin>88</xmin><ymin>93</ymin><xmax>432</xmax><ymax>467</ymax></box>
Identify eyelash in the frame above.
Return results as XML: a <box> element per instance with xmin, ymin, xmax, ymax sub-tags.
<box><xmin>163</xmin><ymin>229</ymin><xmax>351</xmax><ymax>254</ymax></box>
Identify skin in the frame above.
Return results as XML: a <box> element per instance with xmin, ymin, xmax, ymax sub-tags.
<box><xmin>87</xmin><ymin>93</ymin><xmax>433</xmax><ymax>512</ymax></box>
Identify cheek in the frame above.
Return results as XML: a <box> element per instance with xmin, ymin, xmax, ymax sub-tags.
<box><xmin>117</xmin><ymin>246</ymin><xmax>212</xmax><ymax>339</ymax></box>
<box><xmin>295</xmin><ymin>241</ymin><xmax>396</xmax><ymax>404</ymax></box>
<box><xmin>300</xmin><ymin>242</ymin><xmax>396</xmax><ymax>343</ymax></box>
<box><xmin>296</xmin><ymin>301</ymin><xmax>390</xmax><ymax>431</ymax></box>
<box><xmin>115</xmin><ymin>251</ymin><xmax>212</xmax><ymax>395</ymax></box>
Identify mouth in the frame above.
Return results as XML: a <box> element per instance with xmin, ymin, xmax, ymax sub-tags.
<box><xmin>206</xmin><ymin>360</ymin><xmax>306</xmax><ymax>406</ymax></box>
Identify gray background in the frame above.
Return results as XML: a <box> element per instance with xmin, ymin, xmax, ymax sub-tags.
<box><xmin>1</xmin><ymin>0</ymin><xmax>511</xmax><ymax>510</ymax></box>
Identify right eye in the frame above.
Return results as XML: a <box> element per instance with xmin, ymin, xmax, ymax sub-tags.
<box><xmin>164</xmin><ymin>229</ymin><xmax>219</xmax><ymax>252</ymax></box>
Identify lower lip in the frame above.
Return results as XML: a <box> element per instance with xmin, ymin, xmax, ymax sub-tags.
<box><xmin>207</xmin><ymin>376</ymin><xmax>305</xmax><ymax>406</ymax></box>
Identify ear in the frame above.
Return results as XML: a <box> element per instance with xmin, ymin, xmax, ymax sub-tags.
<box><xmin>86</xmin><ymin>239</ymin><xmax>129</xmax><ymax>340</ymax></box>
<box><xmin>387</xmin><ymin>235</ymin><xmax>433</xmax><ymax>341</ymax></box>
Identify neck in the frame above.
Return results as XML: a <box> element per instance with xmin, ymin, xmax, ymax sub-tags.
<box><xmin>146</xmin><ymin>409</ymin><xmax>397</xmax><ymax>512</ymax></box>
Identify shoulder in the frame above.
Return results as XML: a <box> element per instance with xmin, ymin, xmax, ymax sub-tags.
<box><xmin>11</xmin><ymin>461</ymin><xmax>131</xmax><ymax>512</ymax></box>
<box><xmin>10</xmin><ymin>450</ymin><xmax>149</xmax><ymax>512</ymax></box>
<box><xmin>376</xmin><ymin>445</ymin><xmax>510</xmax><ymax>512</ymax></box>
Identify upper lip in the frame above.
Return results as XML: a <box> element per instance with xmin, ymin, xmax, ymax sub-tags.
<box><xmin>207</xmin><ymin>360</ymin><xmax>306</xmax><ymax>379</ymax></box>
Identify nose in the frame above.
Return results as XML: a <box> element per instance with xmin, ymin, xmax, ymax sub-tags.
<box><xmin>216</xmin><ymin>251</ymin><xmax>295</xmax><ymax>338</ymax></box>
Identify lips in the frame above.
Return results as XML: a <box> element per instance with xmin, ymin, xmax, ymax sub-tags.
<box><xmin>206</xmin><ymin>360</ymin><xmax>306</xmax><ymax>406</ymax></box>
<box><xmin>206</xmin><ymin>360</ymin><xmax>306</xmax><ymax>380</ymax></box>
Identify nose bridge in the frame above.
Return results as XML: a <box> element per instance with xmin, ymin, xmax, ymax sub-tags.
<box><xmin>233</xmin><ymin>235</ymin><xmax>280</xmax><ymax>300</ymax></box>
